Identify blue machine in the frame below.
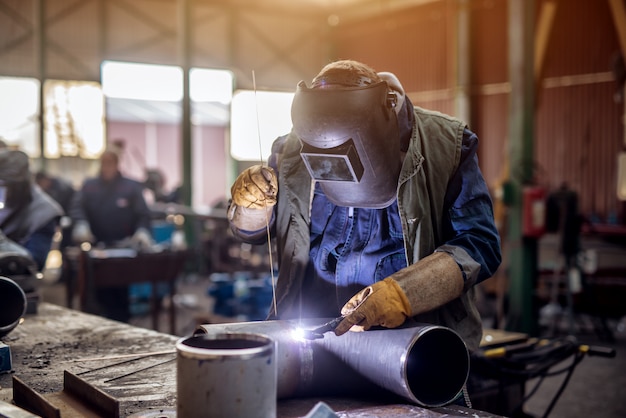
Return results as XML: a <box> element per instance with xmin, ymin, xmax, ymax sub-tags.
<box><xmin>207</xmin><ymin>272</ymin><xmax>274</xmax><ymax>320</ymax></box>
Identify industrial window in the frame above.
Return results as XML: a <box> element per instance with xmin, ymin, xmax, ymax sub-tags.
<box><xmin>230</xmin><ymin>90</ymin><xmax>294</xmax><ymax>161</ymax></box>
<box><xmin>0</xmin><ymin>76</ymin><xmax>106</xmax><ymax>159</ymax></box>
<box><xmin>0</xmin><ymin>76</ymin><xmax>40</xmax><ymax>156</ymax></box>
<box><xmin>44</xmin><ymin>80</ymin><xmax>106</xmax><ymax>159</ymax></box>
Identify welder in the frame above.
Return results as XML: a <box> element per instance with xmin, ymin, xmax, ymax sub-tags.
<box><xmin>228</xmin><ymin>60</ymin><xmax>501</xmax><ymax>359</ymax></box>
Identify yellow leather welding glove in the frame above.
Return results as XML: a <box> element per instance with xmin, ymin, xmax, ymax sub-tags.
<box><xmin>334</xmin><ymin>251</ymin><xmax>465</xmax><ymax>336</ymax></box>
<box><xmin>334</xmin><ymin>277</ymin><xmax>412</xmax><ymax>336</ymax></box>
<box><xmin>231</xmin><ymin>165</ymin><xmax>278</xmax><ymax>210</ymax></box>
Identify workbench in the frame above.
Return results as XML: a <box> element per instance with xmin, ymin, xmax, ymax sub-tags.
<box><xmin>63</xmin><ymin>247</ymin><xmax>190</xmax><ymax>334</ymax></box>
<box><xmin>0</xmin><ymin>303</ymin><xmax>503</xmax><ymax>417</ymax></box>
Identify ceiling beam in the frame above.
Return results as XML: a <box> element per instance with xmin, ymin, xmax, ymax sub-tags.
<box><xmin>534</xmin><ymin>0</ymin><xmax>557</xmax><ymax>103</ymax></box>
<box><xmin>609</xmin><ymin>0</ymin><xmax>626</xmax><ymax>58</ymax></box>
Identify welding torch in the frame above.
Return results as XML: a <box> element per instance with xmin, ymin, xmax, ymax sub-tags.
<box><xmin>300</xmin><ymin>316</ymin><xmax>345</xmax><ymax>340</ymax></box>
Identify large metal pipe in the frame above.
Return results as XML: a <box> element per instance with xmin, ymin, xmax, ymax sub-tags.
<box><xmin>195</xmin><ymin>319</ymin><xmax>469</xmax><ymax>407</ymax></box>
<box><xmin>0</xmin><ymin>276</ymin><xmax>27</xmax><ymax>338</ymax></box>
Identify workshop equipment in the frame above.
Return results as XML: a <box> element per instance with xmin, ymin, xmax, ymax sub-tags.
<box><xmin>195</xmin><ymin>318</ymin><xmax>469</xmax><ymax>407</ymax></box>
<box><xmin>470</xmin><ymin>335</ymin><xmax>616</xmax><ymax>417</ymax></box>
<box><xmin>0</xmin><ymin>276</ymin><xmax>27</xmax><ymax>338</ymax></box>
<box><xmin>207</xmin><ymin>272</ymin><xmax>274</xmax><ymax>320</ymax></box>
<box><xmin>73</xmin><ymin>247</ymin><xmax>189</xmax><ymax>334</ymax></box>
<box><xmin>0</xmin><ymin>233</ymin><xmax>40</xmax><ymax>314</ymax></box>
<box><xmin>176</xmin><ymin>332</ymin><xmax>276</xmax><ymax>418</ymax></box>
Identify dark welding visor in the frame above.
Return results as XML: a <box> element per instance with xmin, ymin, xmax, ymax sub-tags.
<box><xmin>291</xmin><ymin>80</ymin><xmax>401</xmax><ymax>208</ymax></box>
<box><xmin>300</xmin><ymin>138</ymin><xmax>364</xmax><ymax>182</ymax></box>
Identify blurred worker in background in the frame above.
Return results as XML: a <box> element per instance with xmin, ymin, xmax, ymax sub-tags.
<box><xmin>73</xmin><ymin>149</ymin><xmax>153</xmax><ymax>249</ymax></box>
<box><xmin>34</xmin><ymin>170</ymin><xmax>77</xmax><ymax>249</ymax></box>
<box><xmin>0</xmin><ymin>148</ymin><xmax>64</xmax><ymax>271</ymax></box>
<box><xmin>228</xmin><ymin>60</ymin><xmax>501</xmax><ymax>364</ymax></box>
<box><xmin>143</xmin><ymin>168</ymin><xmax>182</xmax><ymax>204</ymax></box>
<box><xmin>72</xmin><ymin>149</ymin><xmax>153</xmax><ymax>322</ymax></box>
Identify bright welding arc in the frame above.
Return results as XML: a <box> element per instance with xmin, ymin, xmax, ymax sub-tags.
<box><xmin>252</xmin><ymin>70</ymin><xmax>278</xmax><ymax>317</ymax></box>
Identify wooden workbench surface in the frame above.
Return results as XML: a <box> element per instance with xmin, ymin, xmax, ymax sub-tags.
<box><xmin>0</xmin><ymin>304</ymin><xmax>502</xmax><ymax>417</ymax></box>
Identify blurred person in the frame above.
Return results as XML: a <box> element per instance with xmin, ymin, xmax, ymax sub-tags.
<box><xmin>0</xmin><ymin>229</ymin><xmax>40</xmax><ymax>298</ymax></box>
<box><xmin>0</xmin><ymin>149</ymin><xmax>63</xmax><ymax>270</ymax></box>
<box><xmin>73</xmin><ymin>149</ymin><xmax>153</xmax><ymax>248</ymax></box>
<box><xmin>228</xmin><ymin>60</ymin><xmax>501</xmax><ymax>361</ymax></box>
<box><xmin>35</xmin><ymin>171</ymin><xmax>76</xmax><ymax>216</ymax></box>
<box><xmin>72</xmin><ymin>149</ymin><xmax>154</xmax><ymax>322</ymax></box>
<box><xmin>35</xmin><ymin>170</ymin><xmax>77</xmax><ymax>249</ymax></box>
<box><xmin>143</xmin><ymin>168</ymin><xmax>182</xmax><ymax>204</ymax></box>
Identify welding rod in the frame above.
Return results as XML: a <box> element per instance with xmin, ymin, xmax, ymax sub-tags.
<box><xmin>103</xmin><ymin>358</ymin><xmax>175</xmax><ymax>383</ymax></box>
<box><xmin>75</xmin><ymin>351</ymin><xmax>175</xmax><ymax>376</ymax></box>
<box><xmin>64</xmin><ymin>350</ymin><xmax>176</xmax><ymax>363</ymax></box>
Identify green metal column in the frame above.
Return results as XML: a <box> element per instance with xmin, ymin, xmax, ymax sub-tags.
<box><xmin>506</xmin><ymin>0</ymin><xmax>538</xmax><ymax>335</ymax></box>
<box><xmin>34</xmin><ymin>0</ymin><xmax>47</xmax><ymax>169</ymax></box>
<box><xmin>454</xmin><ymin>0</ymin><xmax>471</xmax><ymax>123</ymax></box>
<box><xmin>178</xmin><ymin>0</ymin><xmax>195</xmax><ymax>251</ymax></box>
<box><xmin>178</xmin><ymin>0</ymin><xmax>192</xmax><ymax>207</ymax></box>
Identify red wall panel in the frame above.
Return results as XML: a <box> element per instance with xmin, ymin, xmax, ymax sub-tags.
<box><xmin>332</xmin><ymin>1</ymin><xmax>453</xmax><ymax>92</ymax></box>
<box><xmin>334</xmin><ymin>0</ymin><xmax>623</xmax><ymax>222</ymax></box>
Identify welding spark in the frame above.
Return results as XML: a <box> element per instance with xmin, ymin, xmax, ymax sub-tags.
<box><xmin>291</xmin><ymin>327</ymin><xmax>308</xmax><ymax>341</ymax></box>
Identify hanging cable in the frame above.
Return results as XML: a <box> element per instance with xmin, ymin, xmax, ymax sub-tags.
<box><xmin>252</xmin><ymin>70</ymin><xmax>277</xmax><ymax>318</ymax></box>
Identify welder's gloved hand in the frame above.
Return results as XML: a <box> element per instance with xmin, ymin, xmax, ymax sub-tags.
<box><xmin>130</xmin><ymin>227</ymin><xmax>154</xmax><ymax>250</ymax></box>
<box><xmin>71</xmin><ymin>220</ymin><xmax>94</xmax><ymax>244</ymax></box>
<box><xmin>334</xmin><ymin>277</ymin><xmax>412</xmax><ymax>336</ymax></box>
<box><xmin>230</xmin><ymin>165</ymin><xmax>278</xmax><ymax>210</ymax></box>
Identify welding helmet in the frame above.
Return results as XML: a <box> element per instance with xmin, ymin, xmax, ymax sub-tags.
<box><xmin>291</xmin><ymin>74</ymin><xmax>402</xmax><ymax>208</ymax></box>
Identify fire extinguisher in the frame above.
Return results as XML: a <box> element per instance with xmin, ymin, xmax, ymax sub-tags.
<box><xmin>522</xmin><ymin>185</ymin><xmax>547</xmax><ymax>238</ymax></box>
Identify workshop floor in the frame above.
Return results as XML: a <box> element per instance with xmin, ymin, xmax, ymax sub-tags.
<box><xmin>39</xmin><ymin>273</ymin><xmax>626</xmax><ymax>418</ymax></box>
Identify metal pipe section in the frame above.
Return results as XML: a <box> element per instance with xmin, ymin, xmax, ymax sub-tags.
<box><xmin>0</xmin><ymin>276</ymin><xmax>27</xmax><ymax>338</ymax></box>
<box><xmin>177</xmin><ymin>332</ymin><xmax>277</xmax><ymax>418</ymax></box>
<box><xmin>194</xmin><ymin>319</ymin><xmax>469</xmax><ymax>407</ymax></box>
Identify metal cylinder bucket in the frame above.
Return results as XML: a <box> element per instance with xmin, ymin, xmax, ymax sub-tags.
<box><xmin>176</xmin><ymin>332</ymin><xmax>277</xmax><ymax>418</ymax></box>
<box><xmin>0</xmin><ymin>276</ymin><xmax>27</xmax><ymax>338</ymax></box>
